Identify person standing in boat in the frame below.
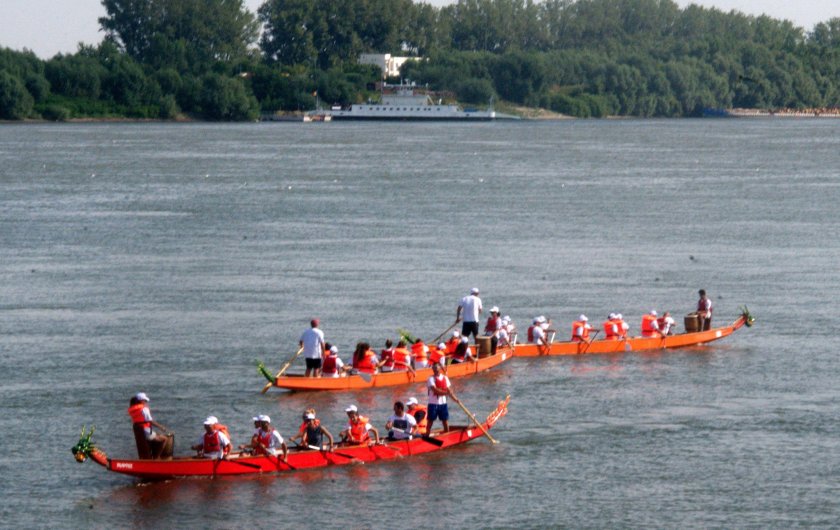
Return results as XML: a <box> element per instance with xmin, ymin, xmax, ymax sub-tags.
<box><xmin>456</xmin><ymin>287</ymin><xmax>483</xmax><ymax>341</ymax></box>
<box><xmin>697</xmin><ymin>289</ymin><xmax>713</xmax><ymax>331</ymax></box>
<box><xmin>255</xmin><ymin>415</ymin><xmax>288</xmax><ymax>461</ymax></box>
<box><xmin>426</xmin><ymin>363</ymin><xmax>452</xmax><ymax>435</ymax></box>
<box><xmin>300</xmin><ymin>318</ymin><xmax>326</xmax><ymax>378</ymax></box>
<box><xmin>192</xmin><ymin>416</ymin><xmax>231</xmax><ymax>459</ymax></box>
<box><xmin>385</xmin><ymin>401</ymin><xmax>418</xmax><ymax>440</ymax></box>
<box><xmin>127</xmin><ymin>392</ymin><xmax>172</xmax><ymax>459</ymax></box>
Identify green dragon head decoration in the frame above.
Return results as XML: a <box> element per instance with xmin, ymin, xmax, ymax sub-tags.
<box><xmin>397</xmin><ymin>328</ymin><xmax>418</xmax><ymax>344</ymax></box>
<box><xmin>72</xmin><ymin>425</ymin><xmax>96</xmax><ymax>463</ymax></box>
<box><xmin>256</xmin><ymin>360</ymin><xmax>275</xmax><ymax>383</ymax></box>
<box><xmin>739</xmin><ymin>305</ymin><xmax>755</xmax><ymax>327</ymax></box>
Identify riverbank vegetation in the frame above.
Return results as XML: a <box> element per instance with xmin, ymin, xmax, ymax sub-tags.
<box><xmin>3</xmin><ymin>0</ymin><xmax>840</xmax><ymax>120</ymax></box>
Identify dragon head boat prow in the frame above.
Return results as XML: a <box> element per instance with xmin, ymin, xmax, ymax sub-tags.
<box><xmin>71</xmin><ymin>426</ymin><xmax>109</xmax><ymax>466</ymax></box>
<box><xmin>739</xmin><ymin>305</ymin><xmax>755</xmax><ymax>327</ymax></box>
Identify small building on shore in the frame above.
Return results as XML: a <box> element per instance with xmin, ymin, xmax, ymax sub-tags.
<box><xmin>359</xmin><ymin>53</ymin><xmax>419</xmax><ymax>79</ymax></box>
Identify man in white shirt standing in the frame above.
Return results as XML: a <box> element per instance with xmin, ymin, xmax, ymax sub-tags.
<box><xmin>299</xmin><ymin>318</ymin><xmax>325</xmax><ymax>377</ymax></box>
<box><xmin>426</xmin><ymin>362</ymin><xmax>452</xmax><ymax>435</ymax></box>
<box><xmin>456</xmin><ymin>287</ymin><xmax>483</xmax><ymax>342</ymax></box>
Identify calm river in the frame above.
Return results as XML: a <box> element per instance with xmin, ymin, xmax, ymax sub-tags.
<box><xmin>1</xmin><ymin>119</ymin><xmax>838</xmax><ymax>528</ymax></box>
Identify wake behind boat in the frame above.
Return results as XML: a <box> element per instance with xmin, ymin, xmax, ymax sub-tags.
<box><xmin>514</xmin><ymin>309</ymin><xmax>754</xmax><ymax>357</ymax></box>
<box><xmin>71</xmin><ymin>396</ymin><xmax>509</xmax><ymax>480</ymax></box>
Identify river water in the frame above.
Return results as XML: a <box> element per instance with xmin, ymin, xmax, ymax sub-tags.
<box><xmin>1</xmin><ymin>119</ymin><xmax>838</xmax><ymax>528</ymax></box>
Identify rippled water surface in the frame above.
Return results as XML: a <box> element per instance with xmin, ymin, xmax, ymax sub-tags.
<box><xmin>1</xmin><ymin>119</ymin><xmax>839</xmax><ymax>528</ymax></box>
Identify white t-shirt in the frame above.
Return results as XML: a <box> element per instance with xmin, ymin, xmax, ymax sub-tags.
<box><xmin>427</xmin><ymin>374</ymin><xmax>451</xmax><ymax>405</ymax></box>
<box><xmin>140</xmin><ymin>406</ymin><xmax>154</xmax><ymax>436</ymax></box>
<box><xmin>262</xmin><ymin>429</ymin><xmax>285</xmax><ymax>456</ymax></box>
<box><xmin>532</xmin><ymin>325</ymin><xmax>546</xmax><ymax>344</ymax></box>
<box><xmin>662</xmin><ymin>316</ymin><xmax>676</xmax><ymax>333</ymax></box>
<box><xmin>459</xmin><ymin>295</ymin><xmax>483</xmax><ymax>323</ymax></box>
<box><xmin>300</xmin><ymin>327</ymin><xmax>325</xmax><ymax>359</ymax></box>
<box><xmin>387</xmin><ymin>413</ymin><xmax>417</xmax><ymax>439</ymax></box>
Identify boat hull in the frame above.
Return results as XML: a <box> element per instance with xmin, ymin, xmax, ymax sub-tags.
<box><xmin>82</xmin><ymin>397</ymin><xmax>510</xmax><ymax>480</ymax></box>
<box><xmin>514</xmin><ymin>316</ymin><xmax>748</xmax><ymax>357</ymax></box>
<box><xmin>271</xmin><ymin>346</ymin><xmax>513</xmax><ymax>392</ymax></box>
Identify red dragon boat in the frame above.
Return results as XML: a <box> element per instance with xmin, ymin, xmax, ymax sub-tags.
<box><xmin>260</xmin><ymin>345</ymin><xmax>513</xmax><ymax>392</ymax></box>
<box><xmin>72</xmin><ymin>396</ymin><xmax>509</xmax><ymax>480</ymax></box>
<box><xmin>514</xmin><ymin>308</ymin><xmax>753</xmax><ymax>357</ymax></box>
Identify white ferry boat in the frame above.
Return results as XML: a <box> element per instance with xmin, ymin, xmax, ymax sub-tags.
<box><xmin>312</xmin><ymin>82</ymin><xmax>518</xmax><ymax>121</ymax></box>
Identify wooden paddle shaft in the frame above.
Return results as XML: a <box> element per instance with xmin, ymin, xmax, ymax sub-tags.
<box><xmin>449</xmin><ymin>392</ymin><xmax>498</xmax><ymax>444</ymax></box>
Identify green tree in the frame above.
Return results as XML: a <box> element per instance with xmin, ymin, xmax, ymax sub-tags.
<box><xmin>0</xmin><ymin>71</ymin><xmax>34</xmax><ymax>119</ymax></box>
<box><xmin>198</xmin><ymin>73</ymin><xmax>259</xmax><ymax>120</ymax></box>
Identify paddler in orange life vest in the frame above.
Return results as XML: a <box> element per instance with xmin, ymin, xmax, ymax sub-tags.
<box><xmin>352</xmin><ymin>342</ymin><xmax>379</xmax><ymax>374</ymax></box>
<box><xmin>254</xmin><ymin>415</ymin><xmax>288</xmax><ymax>461</ymax></box>
<box><xmin>240</xmin><ymin>415</ymin><xmax>263</xmax><ymax>452</ymax></box>
<box><xmin>426</xmin><ymin>363</ymin><xmax>452</xmax><ymax>435</ymax></box>
<box><xmin>571</xmin><ymin>314</ymin><xmax>593</xmax><ymax>342</ymax></box>
<box><xmin>321</xmin><ymin>345</ymin><xmax>350</xmax><ymax>378</ymax></box>
<box><xmin>603</xmin><ymin>313</ymin><xmax>621</xmax><ymax>340</ymax></box>
<box><xmin>393</xmin><ymin>340</ymin><xmax>415</xmax><ymax>373</ymax></box>
<box><xmin>127</xmin><ymin>392</ymin><xmax>172</xmax><ymax>458</ymax></box>
<box><xmin>429</xmin><ymin>342</ymin><xmax>447</xmax><ymax>370</ymax></box>
<box><xmin>191</xmin><ymin>416</ymin><xmax>231</xmax><ymax>459</ymax></box>
<box><xmin>340</xmin><ymin>405</ymin><xmax>381</xmax><ymax>445</ymax></box>
<box><xmin>445</xmin><ymin>331</ymin><xmax>461</xmax><ymax>356</ymax></box>
<box><xmin>377</xmin><ymin>339</ymin><xmax>396</xmax><ymax>372</ymax></box>
<box><xmin>451</xmin><ymin>335</ymin><xmax>475</xmax><ymax>364</ymax></box>
<box><xmin>411</xmin><ymin>338</ymin><xmax>430</xmax><ymax>369</ymax></box>
<box><xmin>641</xmin><ymin>310</ymin><xmax>663</xmax><ymax>338</ymax></box>
<box><xmin>406</xmin><ymin>396</ymin><xmax>428</xmax><ymax>433</ymax></box>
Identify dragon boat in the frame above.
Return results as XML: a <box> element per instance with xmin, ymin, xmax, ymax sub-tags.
<box><xmin>514</xmin><ymin>308</ymin><xmax>754</xmax><ymax>357</ymax></box>
<box><xmin>72</xmin><ymin>396</ymin><xmax>509</xmax><ymax>480</ymax></box>
<box><xmin>259</xmin><ymin>345</ymin><xmax>513</xmax><ymax>392</ymax></box>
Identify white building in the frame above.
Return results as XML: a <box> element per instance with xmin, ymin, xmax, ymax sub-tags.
<box><xmin>358</xmin><ymin>53</ymin><xmax>418</xmax><ymax>79</ymax></box>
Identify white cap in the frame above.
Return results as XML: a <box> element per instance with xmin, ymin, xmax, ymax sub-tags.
<box><xmin>345</xmin><ymin>404</ymin><xmax>358</xmax><ymax>413</ymax></box>
<box><xmin>490</xmin><ymin>306</ymin><xmax>499</xmax><ymax>313</ymax></box>
<box><xmin>260</xmin><ymin>415</ymin><xmax>271</xmax><ymax>424</ymax></box>
<box><xmin>406</xmin><ymin>397</ymin><xmax>419</xmax><ymax>406</ymax></box>
<box><xmin>538</xmin><ymin>315</ymin><xmax>546</xmax><ymax>323</ymax></box>
<box><xmin>305</xmin><ymin>412</ymin><xmax>315</xmax><ymax>419</ymax></box>
<box><xmin>135</xmin><ymin>392</ymin><xmax>149</xmax><ymax>402</ymax></box>
<box><xmin>329</xmin><ymin>345</ymin><xmax>338</xmax><ymax>353</ymax></box>
<box><xmin>452</xmin><ymin>330</ymin><xmax>460</xmax><ymax>337</ymax></box>
<box><xmin>460</xmin><ymin>336</ymin><xmax>469</xmax><ymax>343</ymax></box>
<box><xmin>650</xmin><ymin>310</ymin><xmax>658</xmax><ymax>316</ymax></box>
<box><xmin>251</xmin><ymin>416</ymin><xmax>261</xmax><ymax>422</ymax></box>
<box><xmin>617</xmin><ymin>313</ymin><xmax>623</xmax><ymax>320</ymax></box>
<box><xmin>437</xmin><ymin>342</ymin><xmax>446</xmax><ymax>349</ymax></box>
<box><xmin>502</xmin><ymin>315</ymin><xmax>510</xmax><ymax>322</ymax></box>
<box><xmin>579</xmin><ymin>314</ymin><xmax>588</xmax><ymax>321</ymax></box>
<box><xmin>533</xmin><ymin>317</ymin><xmax>540</xmax><ymax>324</ymax></box>
<box><xmin>204</xmin><ymin>416</ymin><xmax>218</xmax><ymax>426</ymax></box>
<box><xmin>470</xmin><ymin>287</ymin><xmax>479</xmax><ymax>294</ymax></box>
<box><xmin>609</xmin><ymin>313</ymin><xmax>616</xmax><ymax>319</ymax></box>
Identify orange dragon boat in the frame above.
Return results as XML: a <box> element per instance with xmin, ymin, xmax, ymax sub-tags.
<box><xmin>514</xmin><ymin>308</ymin><xmax>753</xmax><ymax>357</ymax></box>
<box><xmin>72</xmin><ymin>396</ymin><xmax>509</xmax><ymax>480</ymax></box>
<box><xmin>261</xmin><ymin>345</ymin><xmax>513</xmax><ymax>392</ymax></box>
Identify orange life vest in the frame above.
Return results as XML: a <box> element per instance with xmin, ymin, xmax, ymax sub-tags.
<box><xmin>355</xmin><ymin>350</ymin><xmax>377</xmax><ymax>373</ymax></box>
<box><xmin>603</xmin><ymin>320</ymin><xmax>619</xmax><ymax>339</ymax></box>
<box><xmin>641</xmin><ymin>314</ymin><xmax>659</xmax><ymax>336</ymax></box>
<box><xmin>429</xmin><ymin>346</ymin><xmax>444</xmax><ymax>365</ymax></box>
<box><xmin>394</xmin><ymin>347</ymin><xmax>412</xmax><ymax>368</ymax></box>
<box><xmin>571</xmin><ymin>321</ymin><xmax>590</xmax><ymax>341</ymax></box>
<box><xmin>322</xmin><ymin>355</ymin><xmax>338</xmax><ymax>375</ymax></box>
<box><xmin>615</xmin><ymin>319</ymin><xmax>628</xmax><ymax>338</ymax></box>
<box><xmin>411</xmin><ymin>341</ymin><xmax>428</xmax><ymax>362</ymax></box>
<box><xmin>409</xmin><ymin>404</ymin><xmax>428</xmax><ymax>431</ymax></box>
<box><xmin>348</xmin><ymin>415</ymin><xmax>371</xmax><ymax>443</ymax></box>
<box><xmin>127</xmin><ymin>403</ymin><xmax>150</xmax><ymax>429</ymax></box>
<box><xmin>445</xmin><ymin>338</ymin><xmax>459</xmax><ymax>355</ymax></box>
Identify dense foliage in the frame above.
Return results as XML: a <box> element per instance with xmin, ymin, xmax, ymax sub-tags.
<box><xmin>3</xmin><ymin>0</ymin><xmax>840</xmax><ymax>120</ymax></box>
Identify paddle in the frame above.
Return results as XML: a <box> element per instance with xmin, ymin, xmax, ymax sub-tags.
<box><xmin>298</xmin><ymin>441</ymin><xmax>360</xmax><ymax>463</ymax></box>
<box><xmin>389</xmin><ymin>426</ymin><xmax>444</xmax><ymax>447</ymax></box>
<box><xmin>448</xmin><ymin>391</ymin><xmax>498</xmax><ymax>444</ymax></box>
<box><xmin>261</xmin><ymin>346</ymin><xmax>304</xmax><ymax>394</ymax></box>
<box><xmin>432</xmin><ymin>321</ymin><xmax>460</xmax><ymax>344</ymax></box>
<box><xmin>580</xmin><ymin>330</ymin><xmax>600</xmax><ymax>354</ymax></box>
<box><xmin>224</xmin><ymin>457</ymin><xmax>263</xmax><ymax>470</ymax></box>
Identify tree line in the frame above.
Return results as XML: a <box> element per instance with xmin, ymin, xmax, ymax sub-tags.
<box><xmin>3</xmin><ymin>0</ymin><xmax>840</xmax><ymax>121</ymax></box>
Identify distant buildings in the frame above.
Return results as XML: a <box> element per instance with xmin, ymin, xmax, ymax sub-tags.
<box><xmin>358</xmin><ymin>53</ymin><xmax>419</xmax><ymax>79</ymax></box>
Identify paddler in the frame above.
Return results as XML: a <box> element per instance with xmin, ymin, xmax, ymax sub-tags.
<box><xmin>321</xmin><ymin>345</ymin><xmax>350</xmax><ymax>378</ymax></box>
<box><xmin>352</xmin><ymin>342</ymin><xmax>378</xmax><ymax>374</ymax></box>
<box><xmin>660</xmin><ymin>311</ymin><xmax>676</xmax><ymax>335</ymax></box>
<box><xmin>301</xmin><ymin>411</ymin><xmax>334</xmax><ymax>451</ymax></box>
<box><xmin>340</xmin><ymin>405</ymin><xmax>381</xmax><ymax>445</ymax></box>
<box><xmin>377</xmin><ymin>339</ymin><xmax>396</xmax><ymax>372</ymax></box>
<box><xmin>429</xmin><ymin>342</ymin><xmax>447</xmax><ymax>369</ymax></box>
<box><xmin>571</xmin><ymin>314</ymin><xmax>593</xmax><ymax>342</ymax></box>
<box><xmin>530</xmin><ymin>318</ymin><xmax>548</xmax><ymax>350</ymax></box>
<box><xmin>411</xmin><ymin>338</ymin><xmax>429</xmax><ymax>369</ymax></box>
<box><xmin>603</xmin><ymin>313</ymin><xmax>620</xmax><ymax>340</ymax></box>
<box><xmin>239</xmin><ymin>415</ymin><xmax>263</xmax><ymax>452</ymax></box>
<box><xmin>426</xmin><ymin>363</ymin><xmax>452</xmax><ymax>435</ymax></box>
<box><xmin>451</xmin><ymin>335</ymin><xmax>475</xmax><ymax>364</ymax></box>
<box><xmin>385</xmin><ymin>401</ymin><xmax>418</xmax><ymax>440</ymax></box>
<box><xmin>192</xmin><ymin>416</ymin><xmax>231</xmax><ymax>459</ymax></box>
<box><xmin>697</xmin><ymin>289</ymin><xmax>713</xmax><ymax>330</ymax></box>
<box><xmin>456</xmin><ymin>287</ymin><xmax>483</xmax><ymax>341</ymax></box>
<box><xmin>445</xmin><ymin>331</ymin><xmax>461</xmax><ymax>355</ymax></box>
<box><xmin>484</xmin><ymin>306</ymin><xmax>502</xmax><ymax>355</ymax></box>
<box><xmin>255</xmin><ymin>415</ymin><xmax>288</xmax><ymax>461</ymax></box>
<box><xmin>406</xmin><ymin>397</ymin><xmax>428</xmax><ymax>433</ymax></box>
<box><xmin>127</xmin><ymin>392</ymin><xmax>172</xmax><ymax>459</ymax></box>
<box><xmin>300</xmin><ymin>318</ymin><xmax>326</xmax><ymax>378</ymax></box>
<box><xmin>615</xmin><ymin>313</ymin><xmax>629</xmax><ymax>338</ymax></box>
<box><xmin>641</xmin><ymin>310</ymin><xmax>663</xmax><ymax>337</ymax></box>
